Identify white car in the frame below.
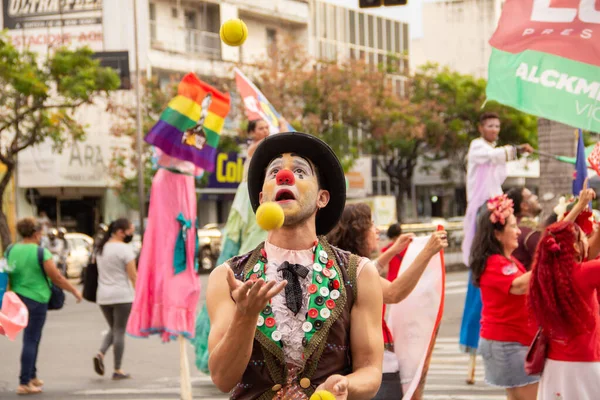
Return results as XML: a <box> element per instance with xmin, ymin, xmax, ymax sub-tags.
<box><xmin>65</xmin><ymin>233</ymin><xmax>93</xmax><ymax>279</ymax></box>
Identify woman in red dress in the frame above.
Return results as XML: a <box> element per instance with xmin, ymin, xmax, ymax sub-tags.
<box><xmin>470</xmin><ymin>195</ymin><xmax>538</xmax><ymax>400</ymax></box>
<box><xmin>529</xmin><ymin>220</ymin><xmax>600</xmax><ymax>399</ymax></box>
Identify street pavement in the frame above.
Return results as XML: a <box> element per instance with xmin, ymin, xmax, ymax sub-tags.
<box><xmin>0</xmin><ymin>270</ymin><xmax>506</xmax><ymax>399</ymax></box>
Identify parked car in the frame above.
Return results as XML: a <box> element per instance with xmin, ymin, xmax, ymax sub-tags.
<box><xmin>197</xmin><ymin>223</ymin><xmax>224</xmax><ymax>273</ymax></box>
<box><xmin>64</xmin><ymin>233</ymin><xmax>93</xmax><ymax>279</ymax></box>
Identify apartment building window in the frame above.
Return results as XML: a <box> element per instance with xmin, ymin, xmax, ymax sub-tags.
<box><xmin>385</xmin><ymin>20</ymin><xmax>392</xmax><ymax>52</ymax></box>
<box><xmin>267</xmin><ymin>28</ymin><xmax>277</xmax><ymax>54</ymax></box>
<box><xmin>371</xmin><ymin>157</ymin><xmax>393</xmax><ymax>196</ymax></box>
<box><xmin>358</xmin><ymin>14</ymin><xmax>365</xmax><ymax>46</ymax></box>
<box><xmin>319</xmin><ymin>2</ymin><xmax>328</xmax><ymax>39</ymax></box>
<box><xmin>149</xmin><ymin>3</ymin><xmax>157</xmax><ymax>43</ymax></box>
<box><xmin>402</xmin><ymin>23</ymin><xmax>409</xmax><ymax>54</ymax></box>
<box><xmin>314</xmin><ymin>1</ymin><xmax>408</xmax><ymax>82</ymax></box>
<box><xmin>367</xmin><ymin>15</ymin><xmax>374</xmax><ymax>48</ymax></box>
<box><xmin>184</xmin><ymin>10</ymin><xmax>197</xmax><ymax>53</ymax></box>
<box><xmin>349</xmin><ymin>10</ymin><xmax>356</xmax><ymax>45</ymax></box>
<box><xmin>183</xmin><ymin>2</ymin><xmax>221</xmax><ymax>60</ymax></box>
<box><xmin>377</xmin><ymin>18</ymin><xmax>384</xmax><ymax>51</ymax></box>
<box><xmin>394</xmin><ymin>21</ymin><xmax>402</xmax><ymax>54</ymax></box>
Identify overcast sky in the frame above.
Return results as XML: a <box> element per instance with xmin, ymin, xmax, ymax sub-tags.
<box><xmin>323</xmin><ymin>0</ymin><xmax>428</xmax><ymax>38</ymax></box>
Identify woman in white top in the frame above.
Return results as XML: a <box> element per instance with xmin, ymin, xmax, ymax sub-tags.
<box><xmin>93</xmin><ymin>218</ymin><xmax>137</xmax><ymax>380</ymax></box>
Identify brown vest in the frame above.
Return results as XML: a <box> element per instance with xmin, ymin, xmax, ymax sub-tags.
<box><xmin>228</xmin><ymin>238</ymin><xmax>359</xmax><ymax>400</ymax></box>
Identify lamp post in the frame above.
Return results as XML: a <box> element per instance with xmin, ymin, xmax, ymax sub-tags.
<box><xmin>132</xmin><ymin>0</ymin><xmax>145</xmax><ymax>235</ymax></box>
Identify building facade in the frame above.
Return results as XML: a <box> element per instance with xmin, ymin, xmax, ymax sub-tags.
<box><xmin>1</xmin><ymin>0</ymin><xmax>138</xmax><ymax>235</ymax></box>
<box><xmin>2</xmin><ymin>0</ymin><xmax>413</xmax><ymax>232</ymax></box>
<box><xmin>410</xmin><ymin>0</ymin><xmax>504</xmax><ymax>80</ymax></box>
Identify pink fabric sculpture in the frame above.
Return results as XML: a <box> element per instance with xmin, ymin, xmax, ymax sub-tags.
<box><xmin>127</xmin><ymin>151</ymin><xmax>201</xmax><ymax>342</ymax></box>
<box><xmin>0</xmin><ymin>292</ymin><xmax>29</xmax><ymax>341</ymax></box>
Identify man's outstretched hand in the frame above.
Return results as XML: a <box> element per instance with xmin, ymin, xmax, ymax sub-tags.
<box><xmin>226</xmin><ymin>267</ymin><xmax>287</xmax><ymax>317</ymax></box>
<box><xmin>315</xmin><ymin>375</ymin><xmax>349</xmax><ymax>400</ymax></box>
<box><xmin>518</xmin><ymin>143</ymin><xmax>534</xmax><ymax>155</ymax></box>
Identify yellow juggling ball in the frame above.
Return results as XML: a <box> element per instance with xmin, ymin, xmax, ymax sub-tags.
<box><xmin>310</xmin><ymin>390</ymin><xmax>336</xmax><ymax>400</ymax></box>
<box><xmin>256</xmin><ymin>202</ymin><xmax>285</xmax><ymax>231</ymax></box>
<box><xmin>219</xmin><ymin>18</ymin><xmax>248</xmax><ymax>47</ymax></box>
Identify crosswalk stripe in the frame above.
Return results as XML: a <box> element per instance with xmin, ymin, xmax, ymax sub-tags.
<box><xmin>435</xmin><ymin>337</ymin><xmax>461</xmax><ymax>343</ymax></box>
<box><xmin>424</xmin><ymin>395</ymin><xmax>505</xmax><ymax>400</ymax></box>
<box><xmin>75</xmin><ymin>388</ymin><xmax>191</xmax><ymax>395</ymax></box>
<box><xmin>445</xmin><ymin>281</ymin><xmax>467</xmax><ymax>288</ymax></box>
<box><xmin>445</xmin><ymin>288</ymin><xmax>468</xmax><ymax>295</ymax></box>
<box><xmin>423</xmin><ymin>336</ymin><xmax>505</xmax><ymax>398</ymax></box>
<box><xmin>425</xmin><ymin>384</ymin><xmax>497</xmax><ymax>391</ymax></box>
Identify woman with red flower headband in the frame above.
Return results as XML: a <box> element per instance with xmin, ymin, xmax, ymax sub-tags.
<box><xmin>529</xmin><ymin>220</ymin><xmax>600</xmax><ymax>399</ymax></box>
<box><xmin>470</xmin><ymin>194</ymin><xmax>539</xmax><ymax>399</ymax></box>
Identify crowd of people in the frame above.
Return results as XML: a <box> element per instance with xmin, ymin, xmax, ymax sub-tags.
<box><xmin>4</xmin><ymin>112</ymin><xmax>600</xmax><ymax>400</ymax></box>
<box><xmin>461</xmin><ymin>112</ymin><xmax>600</xmax><ymax>399</ymax></box>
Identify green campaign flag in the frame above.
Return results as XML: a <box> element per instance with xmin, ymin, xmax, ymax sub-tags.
<box><xmin>487</xmin><ymin>0</ymin><xmax>600</xmax><ymax>133</ymax></box>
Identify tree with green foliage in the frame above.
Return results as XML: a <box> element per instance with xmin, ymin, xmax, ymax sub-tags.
<box><xmin>243</xmin><ymin>42</ymin><xmax>539</xmax><ymax>220</ymax></box>
<box><xmin>367</xmin><ymin>64</ymin><xmax>538</xmax><ymax>219</ymax></box>
<box><xmin>0</xmin><ymin>33</ymin><xmax>120</xmax><ymax>248</ymax></box>
<box><xmin>411</xmin><ymin>63</ymin><xmax>537</xmax><ymax>182</ymax></box>
<box><xmin>249</xmin><ymin>39</ymin><xmax>381</xmax><ymax>172</ymax></box>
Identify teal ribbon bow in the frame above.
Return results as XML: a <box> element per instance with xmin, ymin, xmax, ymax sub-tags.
<box><xmin>174</xmin><ymin>213</ymin><xmax>193</xmax><ymax>275</ymax></box>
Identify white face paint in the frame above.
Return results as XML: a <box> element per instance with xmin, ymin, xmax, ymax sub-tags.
<box><xmin>260</xmin><ymin>153</ymin><xmax>329</xmax><ymax>227</ymax></box>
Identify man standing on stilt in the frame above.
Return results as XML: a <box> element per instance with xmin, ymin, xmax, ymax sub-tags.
<box><xmin>459</xmin><ymin>112</ymin><xmax>533</xmax><ymax>383</ymax></box>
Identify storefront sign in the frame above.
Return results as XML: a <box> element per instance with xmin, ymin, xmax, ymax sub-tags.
<box><xmin>17</xmin><ymin>104</ymin><xmax>130</xmax><ymax>188</ymax></box>
<box><xmin>3</xmin><ymin>0</ymin><xmax>102</xmax><ymax>29</ymax></box>
<box><xmin>2</xmin><ymin>0</ymin><xmax>104</xmax><ymax>52</ymax></box>
<box><xmin>207</xmin><ymin>152</ymin><xmax>246</xmax><ymax>189</ymax></box>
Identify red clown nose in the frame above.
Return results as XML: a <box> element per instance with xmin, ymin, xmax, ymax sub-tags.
<box><xmin>276</xmin><ymin>169</ymin><xmax>295</xmax><ymax>186</ymax></box>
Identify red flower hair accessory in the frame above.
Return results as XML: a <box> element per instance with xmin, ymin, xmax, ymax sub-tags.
<box><xmin>487</xmin><ymin>194</ymin><xmax>514</xmax><ymax>225</ymax></box>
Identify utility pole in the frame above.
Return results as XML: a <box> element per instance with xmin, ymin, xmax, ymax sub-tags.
<box><xmin>132</xmin><ymin>0</ymin><xmax>146</xmax><ymax>235</ymax></box>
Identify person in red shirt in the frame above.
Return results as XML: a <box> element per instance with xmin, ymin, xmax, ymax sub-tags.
<box><xmin>529</xmin><ymin>219</ymin><xmax>600</xmax><ymax>399</ymax></box>
<box><xmin>469</xmin><ymin>194</ymin><xmax>538</xmax><ymax>400</ymax></box>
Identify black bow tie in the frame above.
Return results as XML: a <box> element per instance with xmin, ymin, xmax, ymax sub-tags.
<box><xmin>277</xmin><ymin>262</ymin><xmax>310</xmax><ymax>314</ymax></box>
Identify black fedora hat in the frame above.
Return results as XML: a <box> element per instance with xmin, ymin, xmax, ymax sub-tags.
<box><xmin>247</xmin><ymin>132</ymin><xmax>346</xmax><ymax>236</ymax></box>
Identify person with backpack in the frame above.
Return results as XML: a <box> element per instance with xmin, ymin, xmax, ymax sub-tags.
<box><xmin>6</xmin><ymin>217</ymin><xmax>82</xmax><ymax>395</ymax></box>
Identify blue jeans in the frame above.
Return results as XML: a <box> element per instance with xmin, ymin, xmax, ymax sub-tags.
<box><xmin>17</xmin><ymin>294</ymin><xmax>48</xmax><ymax>385</ymax></box>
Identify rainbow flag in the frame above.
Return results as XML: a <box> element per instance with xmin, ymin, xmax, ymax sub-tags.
<box><xmin>145</xmin><ymin>73</ymin><xmax>231</xmax><ymax>172</ymax></box>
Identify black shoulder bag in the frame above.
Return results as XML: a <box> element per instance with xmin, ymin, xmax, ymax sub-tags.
<box><xmin>37</xmin><ymin>247</ymin><xmax>65</xmax><ymax>310</ymax></box>
<box><xmin>82</xmin><ymin>250</ymin><xmax>98</xmax><ymax>303</ymax></box>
